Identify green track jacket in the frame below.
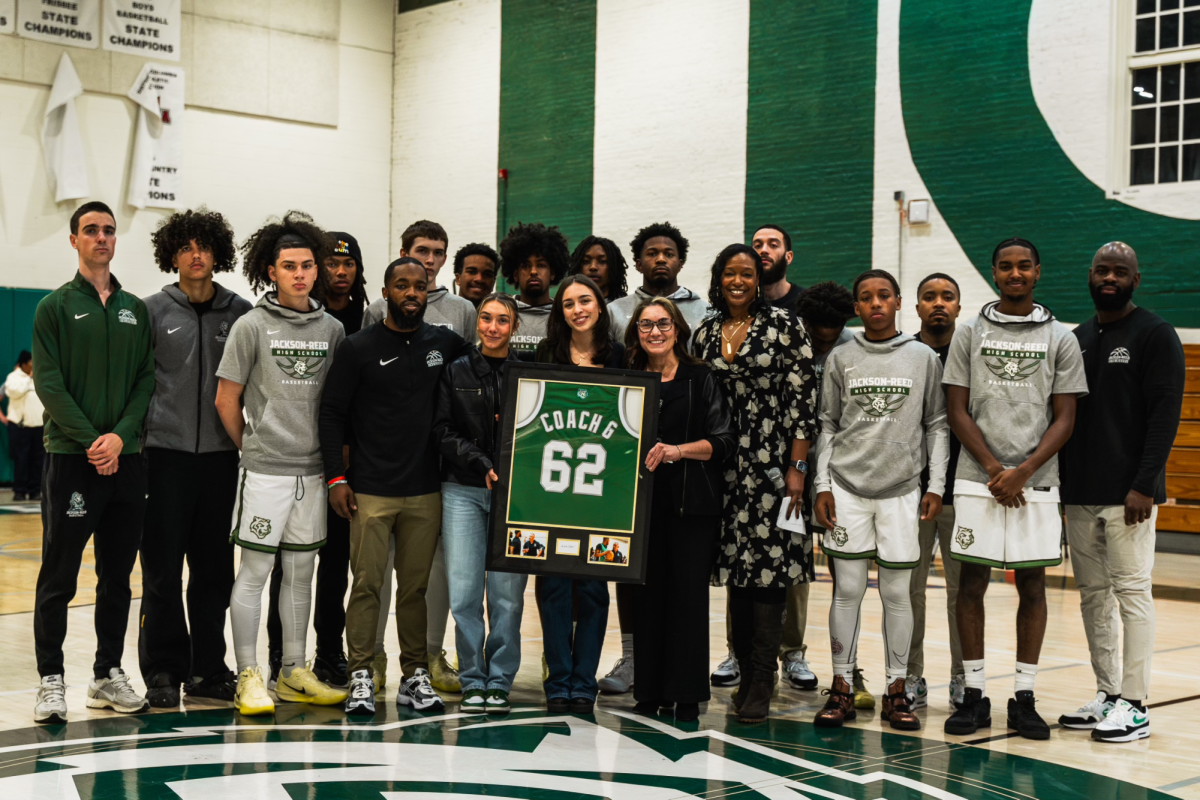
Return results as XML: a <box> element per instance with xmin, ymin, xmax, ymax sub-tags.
<box><xmin>32</xmin><ymin>271</ymin><xmax>155</xmax><ymax>454</ymax></box>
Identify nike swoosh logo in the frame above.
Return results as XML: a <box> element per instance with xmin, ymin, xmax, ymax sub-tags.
<box><xmin>75</xmin><ymin>313</ymin><xmax>89</xmax><ymax>319</ymax></box>
<box><xmin>380</xmin><ymin>357</ymin><xmax>399</xmax><ymax>366</ymax></box>
<box><xmin>971</xmin><ymin>667</ymin><xmax>984</xmax><ymax>672</ymax></box>
<box><xmin>267</xmin><ymin>330</ymin><xmax>280</xmax><ymax>335</ymax></box>
<box><xmin>167</xmin><ymin>327</ymin><xmax>182</xmax><ymax>334</ymax></box>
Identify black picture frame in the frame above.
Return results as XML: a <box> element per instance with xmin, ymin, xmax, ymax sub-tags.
<box><xmin>487</xmin><ymin>361</ymin><xmax>660</xmax><ymax>584</ymax></box>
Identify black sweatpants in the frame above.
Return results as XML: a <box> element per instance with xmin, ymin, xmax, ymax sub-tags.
<box><xmin>267</xmin><ymin>504</ymin><xmax>350</xmax><ymax>659</ymax></box>
<box><xmin>35</xmin><ymin>453</ymin><xmax>146</xmax><ymax>679</ymax></box>
<box><xmin>8</xmin><ymin>423</ymin><xmax>45</xmax><ymax>496</ymax></box>
<box><xmin>137</xmin><ymin>448</ymin><xmax>239</xmax><ymax>684</ymax></box>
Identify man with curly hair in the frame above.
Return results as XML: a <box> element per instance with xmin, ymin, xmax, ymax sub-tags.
<box><xmin>138</xmin><ymin>207</ymin><xmax>253</xmax><ymax>708</ymax></box>
<box><xmin>499</xmin><ymin>222</ymin><xmax>569</xmax><ymax>354</ymax></box>
<box><xmin>214</xmin><ymin>211</ymin><xmax>347</xmax><ymax>716</ymax></box>
<box><xmin>452</xmin><ymin>242</ymin><xmax>498</xmax><ymax>306</ymax></box>
<box><xmin>609</xmin><ymin>222</ymin><xmax>709</xmax><ymax>341</ymax></box>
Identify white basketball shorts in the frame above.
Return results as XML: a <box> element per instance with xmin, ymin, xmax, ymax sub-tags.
<box><xmin>822</xmin><ymin>480</ymin><xmax>921</xmax><ymax>569</ymax></box>
<box><xmin>951</xmin><ymin>479</ymin><xmax>1062</xmax><ymax>569</ymax></box>
<box><xmin>229</xmin><ymin>470</ymin><xmax>327</xmax><ymax>553</ymax></box>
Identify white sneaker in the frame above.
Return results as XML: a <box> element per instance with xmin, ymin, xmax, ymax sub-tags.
<box><xmin>949</xmin><ymin>674</ymin><xmax>966</xmax><ymax>708</ymax></box>
<box><xmin>344</xmin><ymin>669</ymin><xmax>376</xmax><ymax>716</ymax></box>
<box><xmin>397</xmin><ymin>668</ymin><xmax>445</xmax><ymax>713</ymax></box>
<box><xmin>86</xmin><ymin>668</ymin><xmax>148</xmax><ymax>714</ymax></box>
<box><xmin>1091</xmin><ymin>699</ymin><xmax>1149</xmax><ymax>742</ymax></box>
<box><xmin>906</xmin><ymin>676</ymin><xmax>928</xmax><ymax>709</ymax></box>
<box><xmin>34</xmin><ymin>675</ymin><xmax>67</xmax><ymax>724</ymax></box>
<box><xmin>710</xmin><ymin>652</ymin><xmax>740</xmax><ymax>687</ymax></box>
<box><xmin>782</xmin><ymin>651</ymin><xmax>818</xmax><ymax>690</ymax></box>
<box><xmin>1060</xmin><ymin>691</ymin><xmax>1116</xmax><ymax>729</ymax></box>
<box><xmin>597</xmin><ymin>655</ymin><xmax>634</xmax><ymax>694</ymax></box>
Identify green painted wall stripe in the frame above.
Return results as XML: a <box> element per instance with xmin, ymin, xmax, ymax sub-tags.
<box><xmin>397</xmin><ymin>0</ymin><xmax>453</xmax><ymax>13</ymax></box>
<box><xmin>901</xmin><ymin>1</ymin><xmax>1200</xmax><ymax>327</ymax></box>
<box><xmin>498</xmin><ymin>0</ymin><xmax>596</xmax><ymax>252</ymax></box>
<box><xmin>744</xmin><ymin>1</ymin><xmax>877</xmax><ymax>290</ymax></box>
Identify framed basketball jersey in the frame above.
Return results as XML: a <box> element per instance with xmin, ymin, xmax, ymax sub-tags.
<box><xmin>488</xmin><ymin>362</ymin><xmax>659</xmax><ymax>583</ymax></box>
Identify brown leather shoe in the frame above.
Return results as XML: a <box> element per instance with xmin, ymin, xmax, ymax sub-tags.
<box><xmin>813</xmin><ymin>676</ymin><xmax>856</xmax><ymax>728</ymax></box>
<box><xmin>881</xmin><ymin>678</ymin><xmax>921</xmax><ymax>730</ymax></box>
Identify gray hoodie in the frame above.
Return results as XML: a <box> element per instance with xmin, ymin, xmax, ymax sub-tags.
<box><xmin>511</xmin><ymin>299</ymin><xmax>553</xmax><ymax>354</ymax></box>
<box><xmin>362</xmin><ymin>286</ymin><xmax>476</xmax><ymax>339</ymax></box>
<box><xmin>815</xmin><ymin>332</ymin><xmax>950</xmax><ymax>499</ymax></box>
<box><xmin>143</xmin><ymin>282</ymin><xmax>253</xmax><ymax>453</ymax></box>
<box><xmin>609</xmin><ymin>285</ymin><xmax>711</xmax><ymax>342</ymax></box>
<box><xmin>215</xmin><ymin>293</ymin><xmax>345</xmax><ymax>476</ymax></box>
<box><xmin>942</xmin><ymin>301</ymin><xmax>1088</xmax><ymax>488</ymax></box>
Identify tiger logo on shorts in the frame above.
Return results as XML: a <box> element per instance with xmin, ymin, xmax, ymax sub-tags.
<box><xmin>955</xmin><ymin>527</ymin><xmax>974</xmax><ymax>549</ymax></box>
<box><xmin>831</xmin><ymin>526</ymin><xmax>849</xmax><ymax>546</ymax></box>
<box><xmin>249</xmin><ymin>516</ymin><xmax>272</xmax><ymax>539</ymax></box>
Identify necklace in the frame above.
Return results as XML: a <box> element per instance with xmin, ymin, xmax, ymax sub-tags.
<box><xmin>721</xmin><ymin>316</ymin><xmax>751</xmax><ymax>358</ymax></box>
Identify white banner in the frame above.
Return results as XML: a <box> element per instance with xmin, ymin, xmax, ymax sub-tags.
<box><xmin>17</xmin><ymin>0</ymin><xmax>99</xmax><ymax>48</ymax></box>
<box><xmin>126</xmin><ymin>62</ymin><xmax>184</xmax><ymax>209</ymax></box>
<box><xmin>42</xmin><ymin>53</ymin><xmax>89</xmax><ymax>202</ymax></box>
<box><xmin>103</xmin><ymin>0</ymin><xmax>179</xmax><ymax>61</ymax></box>
<box><xmin>0</xmin><ymin>0</ymin><xmax>15</xmax><ymax>34</ymax></box>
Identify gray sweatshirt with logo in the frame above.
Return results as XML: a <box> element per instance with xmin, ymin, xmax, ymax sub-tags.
<box><xmin>143</xmin><ymin>282</ymin><xmax>253</xmax><ymax>453</ymax></box>
<box><xmin>815</xmin><ymin>332</ymin><xmax>950</xmax><ymax>499</ymax></box>
<box><xmin>362</xmin><ymin>286</ymin><xmax>476</xmax><ymax>339</ymax></box>
<box><xmin>609</xmin><ymin>285</ymin><xmax>711</xmax><ymax>343</ymax></box>
<box><xmin>942</xmin><ymin>302</ymin><xmax>1088</xmax><ymax>488</ymax></box>
<box><xmin>216</xmin><ymin>293</ymin><xmax>345</xmax><ymax>476</ymax></box>
<box><xmin>511</xmin><ymin>299</ymin><xmax>553</xmax><ymax>354</ymax></box>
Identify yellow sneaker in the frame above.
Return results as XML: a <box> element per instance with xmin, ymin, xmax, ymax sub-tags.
<box><xmin>371</xmin><ymin>652</ymin><xmax>388</xmax><ymax>694</ymax></box>
<box><xmin>541</xmin><ymin>652</ymin><xmax>549</xmax><ymax>684</ymax></box>
<box><xmin>430</xmin><ymin>649</ymin><xmax>461</xmax><ymax>693</ymax></box>
<box><xmin>235</xmin><ymin>667</ymin><xmax>275</xmax><ymax>716</ymax></box>
<box><xmin>275</xmin><ymin>665</ymin><xmax>348</xmax><ymax>706</ymax></box>
<box><xmin>853</xmin><ymin>668</ymin><xmax>875</xmax><ymax>710</ymax></box>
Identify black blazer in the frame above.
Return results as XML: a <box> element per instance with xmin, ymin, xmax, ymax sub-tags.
<box><xmin>654</xmin><ymin>361</ymin><xmax>736</xmax><ymax>518</ymax></box>
<box><xmin>432</xmin><ymin>347</ymin><xmax>520</xmax><ymax>488</ymax></box>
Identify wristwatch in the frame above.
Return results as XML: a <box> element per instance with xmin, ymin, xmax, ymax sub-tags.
<box><xmin>790</xmin><ymin>460</ymin><xmax>808</xmax><ymax>474</ymax></box>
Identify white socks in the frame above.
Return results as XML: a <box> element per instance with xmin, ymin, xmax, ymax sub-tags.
<box><xmin>963</xmin><ymin>658</ymin><xmax>986</xmax><ymax>692</ymax></box>
<box><xmin>1015</xmin><ymin>661</ymin><xmax>1038</xmax><ymax>693</ymax></box>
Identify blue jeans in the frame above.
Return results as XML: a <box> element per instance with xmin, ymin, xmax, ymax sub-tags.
<box><xmin>540</xmin><ymin>576</ymin><xmax>609</xmax><ymax>701</ymax></box>
<box><xmin>441</xmin><ymin>482</ymin><xmax>527</xmax><ymax>692</ymax></box>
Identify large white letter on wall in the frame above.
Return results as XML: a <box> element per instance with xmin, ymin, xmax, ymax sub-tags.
<box><xmin>103</xmin><ymin>0</ymin><xmax>180</xmax><ymax>61</ymax></box>
<box><xmin>18</xmin><ymin>0</ymin><xmax>99</xmax><ymax>48</ymax></box>
<box><xmin>126</xmin><ymin>62</ymin><xmax>184</xmax><ymax>209</ymax></box>
<box><xmin>42</xmin><ymin>53</ymin><xmax>89</xmax><ymax>203</ymax></box>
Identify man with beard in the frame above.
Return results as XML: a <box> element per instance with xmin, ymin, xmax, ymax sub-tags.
<box><xmin>319</xmin><ymin>257</ymin><xmax>467</xmax><ymax>716</ymax></box>
<box><xmin>1058</xmin><ymin>242</ymin><xmax>1183</xmax><ymax>743</ymax></box>
<box><xmin>906</xmin><ymin>273</ymin><xmax>965</xmax><ymax>711</ymax></box>
<box><xmin>752</xmin><ymin>224</ymin><xmax>803</xmax><ymax>314</ymax></box>
<box><xmin>452</xmin><ymin>243</ymin><xmax>499</xmax><ymax>307</ymax></box>
<box><xmin>500</xmin><ymin>223</ymin><xmax>570</xmax><ymax>354</ymax></box>
<box><xmin>609</xmin><ymin>222</ymin><xmax>710</xmax><ymax>339</ymax></box>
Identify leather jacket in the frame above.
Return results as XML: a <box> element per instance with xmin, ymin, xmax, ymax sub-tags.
<box><xmin>657</xmin><ymin>361</ymin><xmax>737</xmax><ymax>517</ymax></box>
<box><xmin>433</xmin><ymin>347</ymin><xmax>518</xmax><ymax>487</ymax></box>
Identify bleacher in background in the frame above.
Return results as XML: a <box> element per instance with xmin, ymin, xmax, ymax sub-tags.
<box><xmin>1159</xmin><ymin>344</ymin><xmax>1200</xmax><ymax>552</ymax></box>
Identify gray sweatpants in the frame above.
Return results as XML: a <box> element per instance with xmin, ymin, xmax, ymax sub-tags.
<box><xmin>1065</xmin><ymin>504</ymin><xmax>1157</xmax><ymax>702</ymax></box>
<box><xmin>907</xmin><ymin>505</ymin><xmax>962</xmax><ymax>680</ymax></box>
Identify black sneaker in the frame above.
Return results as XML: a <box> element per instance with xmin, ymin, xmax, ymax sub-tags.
<box><xmin>569</xmin><ymin>696</ymin><xmax>595</xmax><ymax>715</ymax></box>
<box><xmin>268</xmin><ymin>654</ymin><xmax>282</xmax><ymax>691</ymax></box>
<box><xmin>29</xmin><ymin>491</ymin><xmax>41</xmax><ymax>502</ymax></box>
<box><xmin>547</xmin><ymin>697</ymin><xmax>570</xmax><ymax>713</ymax></box>
<box><xmin>12</xmin><ymin>492</ymin><xmax>26</xmax><ymax>502</ymax></box>
<box><xmin>944</xmin><ymin>687</ymin><xmax>992</xmax><ymax>735</ymax></box>
<box><xmin>184</xmin><ymin>670</ymin><xmax>237</xmax><ymax>701</ymax></box>
<box><xmin>1007</xmin><ymin>691</ymin><xmax>1050</xmax><ymax>740</ymax></box>
<box><xmin>313</xmin><ymin>652</ymin><xmax>349</xmax><ymax>688</ymax></box>
<box><xmin>145</xmin><ymin>673</ymin><xmax>180</xmax><ymax>708</ymax></box>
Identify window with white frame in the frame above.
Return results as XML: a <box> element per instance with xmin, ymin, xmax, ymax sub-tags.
<box><xmin>1127</xmin><ymin>1</ymin><xmax>1200</xmax><ymax>185</ymax></box>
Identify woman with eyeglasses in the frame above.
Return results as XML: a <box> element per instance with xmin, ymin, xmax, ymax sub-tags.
<box><xmin>623</xmin><ymin>298</ymin><xmax>735</xmax><ymax>722</ymax></box>
<box><xmin>692</xmin><ymin>243</ymin><xmax>819</xmax><ymax>723</ymax></box>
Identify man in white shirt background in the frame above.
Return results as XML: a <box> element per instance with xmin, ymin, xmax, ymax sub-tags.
<box><xmin>5</xmin><ymin>351</ymin><xmax>45</xmax><ymax>502</ymax></box>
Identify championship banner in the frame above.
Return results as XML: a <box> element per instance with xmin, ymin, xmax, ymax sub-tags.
<box><xmin>18</xmin><ymin>0</ymin><xmax>99</xmax><ymax>48</ymax></box>
<box><xmin>488</xmin><ymin>362</ymin><xmax>659</xmax><ymax>584</ymax></box>
<box><xmin>0</xmin><ymin>0</ymin><xmax>15</xmax><ymax>34</ymax></box>
<box><xmin>126</xmin><ymin>62</ymin><xmax>184</xmax><ymax>209</ymax></box>
<box><xmin>103</xmin><ymin>0</ymin><xmax>180</xmax><ymax>60</ymax></box>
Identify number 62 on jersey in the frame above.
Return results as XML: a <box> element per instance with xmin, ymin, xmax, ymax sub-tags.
<box><xmin>487</xmin><ymin>362</ymin><xmax>661</xmax><ymax>583</ymax></box>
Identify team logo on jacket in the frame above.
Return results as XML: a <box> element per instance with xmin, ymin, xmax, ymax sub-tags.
<box><xmin>830</xmin><ymin>526</ymin><xmax>849</xmax><ymax>547</ymax></box>
<box><xmin>982</xmin><ymin>339</ymin><xmax>1047</xmax><ymax>382</ymax></box>
<box><xmin>577</xmin><ymin>388</ymin><xmax>589</xmax><ymax>400</ymax></box>
<box><xmin>67</xmin><ymin>492</ymin><xmax>86</xmax><ymax>518</ymax></box>
<box><xmin>249</xmin><ymin>516</ymin><xmax>272</xmax><ymax>539</ymax></box>
<box><xmin>118</xmin><ymin>309</ymin><xmax>138</xmax><ymax>325</ymax></box>
<box><xmin>426</xmin><ymin>350</ymin><xmax>443</xmax><ymax>367</ymax></box>
<box><xmin>272</xmin><ymin>339</ymin><xmax>329</xmax><ymax>382</ymax></box>
<box><xmin>1108</xmin><ymin>347</ymin><xmax>1131</xmax><ymax>364</ymax></box>
<box><xmin>848</xmin><ymin>377</ymin><xmax>912</xmax><ymax>418</ymax></box>
<box><xmin>217</xmin><ymin>321</ymin><xmax>230</xmax><ymax>342</ymax></box>
<box><xmin>955</xmin><ymin>527</ymin><xmax>974</xmax><ymax>550</ymax></box>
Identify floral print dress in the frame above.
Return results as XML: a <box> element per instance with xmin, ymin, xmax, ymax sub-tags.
<box><xmin>694</xmin><ymin>306</ymin><xmax>820</xmax><ymax>588</ymax></box>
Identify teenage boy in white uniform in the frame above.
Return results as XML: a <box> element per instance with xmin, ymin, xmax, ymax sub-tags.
<box><xmin>941</xmin><ymin>238</ymin><xmax>1088</xmax><ymax>740</ymax></box>
<box><xmin>812</xmin><ymin>269</ymin><xmax>948</xmax><ymax>732</ymax></box>
<box><xmin>215</xmin><ymin>212</ymin><xmax>347</xmax><ymax>716</ymax></box>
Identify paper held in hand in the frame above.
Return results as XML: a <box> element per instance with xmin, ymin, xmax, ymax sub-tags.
<box><xmin>775</xmin><ymin>497</ymin><xmax>806</xmax><ymax>535</ymax></box>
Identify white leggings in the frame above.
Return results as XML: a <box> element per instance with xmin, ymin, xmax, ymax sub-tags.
<box><xmin>231</xmin><ymin>548</ymin><xmax>317</xmax><ymax>673</ymax></box>
<box><xmin>829</xmin><ymin>559</ymin><xmax>913</xmax><ymax>683</ymax></box>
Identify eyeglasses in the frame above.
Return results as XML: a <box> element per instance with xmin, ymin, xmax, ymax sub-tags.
<box><xmin>636</xmin><ymin>318</ymin><xmax>675</xmax><ymax>333</ymax></box>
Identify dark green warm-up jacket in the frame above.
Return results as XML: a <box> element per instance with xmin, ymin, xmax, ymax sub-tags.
<box><xmin>32</xmin><ymin>271</ymin><xmax>155</xmax><ymax>455</ymax></box>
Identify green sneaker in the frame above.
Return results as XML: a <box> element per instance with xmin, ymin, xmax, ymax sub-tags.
<box><xmin>485</xmin><ymin>689</ymin><xmax>511</xmax><ymax>714</ymax></box>
<box><xmin>461</xmin><ymin>688</ymin><xmax>487</xmax><ymax>714</ymax></box>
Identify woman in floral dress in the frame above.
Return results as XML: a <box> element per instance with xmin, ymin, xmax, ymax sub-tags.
<box><xmin>693</xmin><ymin>243</ymin><xmax>819</xmax><ymax>723</ymax></box>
